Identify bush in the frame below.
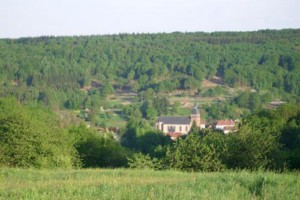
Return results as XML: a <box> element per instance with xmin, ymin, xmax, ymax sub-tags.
<box><xmin>166</xmin><ymin>132</ymin><xmax>225</xmax><ymax>172</ymax></box>
<box><xmin>0</xmin><ymin>98</ymin><xmax>79</xmax><ymax>168</ymax></box>
<box><xmin>128</xmin><ymin>153</ymin><xmax>157</xmax><ymax>169</ymax></box>
<box><xmin>69</xmin><ymin>125</ymin><xmax>129</xmax><ymax>168</ymax></box>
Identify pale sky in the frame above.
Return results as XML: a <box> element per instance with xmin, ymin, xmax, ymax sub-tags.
<box><xmin>0</xmin><ymin>0</ymin><xmax>299</xmax><ymax>38</ymax></box>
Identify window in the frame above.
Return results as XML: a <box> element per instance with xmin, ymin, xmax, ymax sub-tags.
<box><xmin>168</xmin><ymin>126</ymin><xmax>175</xmax><ymax>132</ymax></box>
<box><xmin>186</xmin><ymin>126</ymin><xmax>188</xmax><ymax>131</ymax></box>
<box><xmin>179</xmin><ymin>126</ymin><xmax>182</xmax><ymax>131</ymax></box>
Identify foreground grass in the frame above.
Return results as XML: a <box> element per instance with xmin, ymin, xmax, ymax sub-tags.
<box><xmin>0</xmin><ymin>168</ymin><xmax>299</xmax><ymax>200</ymax></box>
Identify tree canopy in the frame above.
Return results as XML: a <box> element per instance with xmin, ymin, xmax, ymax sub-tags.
<box><xmin>1</xmin><ymin>29</ymin><xmax>300</xmax><ymax>109</ymax></box>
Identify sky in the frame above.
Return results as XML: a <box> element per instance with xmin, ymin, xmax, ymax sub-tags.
<box><xmin>0</xmin><ymin>0</ymin><xmax>299</xmax><ymax>38</ymax></box>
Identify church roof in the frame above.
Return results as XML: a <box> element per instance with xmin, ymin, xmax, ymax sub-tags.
<box><xmin>191</xmin><ymin>106</ymin><xmax>200</xmax><ymax>115</ymax></box>
<box><xmin>157</xmin><ymin>116</ymin><xmax>191</xmax><ymax>125</ymax></box>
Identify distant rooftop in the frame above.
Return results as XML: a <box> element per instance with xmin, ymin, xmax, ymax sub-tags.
<box><xmin>216</xmin><ymin>119</ymin><xmax>235</xmax><ymax>126</ymax></box>
<box><xmin>270</xmin><ymin>99</ymin><xmax>286</xmax><ymax>105</ymax></box>
<box><xmin>157</xmin><ymin>116</ymin><xmax>190</xmax><ymax>125</ymax></box>
<box><xmin>267</xmin><ymin>99</ymin><xmax>287</xmax><ymax>109</ymax></box>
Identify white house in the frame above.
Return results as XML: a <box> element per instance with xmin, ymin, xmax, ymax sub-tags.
<box><xmin>215</xmin><ymin>119</ymin><xmax>235</xmax><ymax>134</ymax></box>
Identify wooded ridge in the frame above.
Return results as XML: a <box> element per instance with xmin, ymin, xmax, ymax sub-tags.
<box><xmin>0</xmin><ymin>29</ymin><xmax>299</xmax><ymax>108</ymax></box>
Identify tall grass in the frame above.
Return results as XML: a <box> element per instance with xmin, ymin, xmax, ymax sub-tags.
<box><xmin>0</xmin><ymin>168</ymin><xmax>299</xmax><ymax>200</ymax></box>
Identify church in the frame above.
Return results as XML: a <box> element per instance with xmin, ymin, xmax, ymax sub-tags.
<box><xmin>155</xmin><ymin>105</ymin><xmax>205</xmax><ymax>137</ymax></box>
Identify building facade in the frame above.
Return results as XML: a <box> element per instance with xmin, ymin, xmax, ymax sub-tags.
<box><xmin>215</xmin><ymin>119</ymin><xmax>235</xmax><ymax>134</ymax></box>
<box><xmin>156</xmin><ymin>105</ymin><xmax>205</xmax><ymax>136</ymax></box>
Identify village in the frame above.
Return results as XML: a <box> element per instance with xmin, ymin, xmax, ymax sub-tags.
<box><xmin>156</xmin><ymin>104</ymin><xmax>237</xmax><ymax>140</ymax></box>
<box><xmin>76</xmin><ymin>86</ymin><xmax>289</xmax><ymax>141</ymax></box>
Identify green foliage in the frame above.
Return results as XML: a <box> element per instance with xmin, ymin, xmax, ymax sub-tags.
<box><xmin>201</xmin><ymin>86</ymin><xmax>225</xmax><ymax>97</ymax></box>
<box><xmin>163</xmin><ymin>103</ymin><xmax>300</xmax><ymax>172</ymax></box>
<box><xmin>0</xmin><ymin>98</ymin><xmax>79</xmax><ymax>168</ymax></box>
<box><xmin>1</xmin><ymin>169</ymin><xmax>299</xmax><ymax>200</ymax></box>
<box><xmin>281</xmin><ymin>118</ymin><xmax>300</xmax><ymax>169</ymax></box>
<box><xmin>134</xmin><ymin>131</ymin><xmax>172</xmax><ymax>158</ymax></box>
<box><xmin>171</xmin><ymin>101</ymin><xmax>180</xmax><ymax>115</ymax></box>
<box><xmin>205</xmin><ymin>101</ymin><xmax>238</xmax><ymax>120</ymax></box>
<box><xmin>166</xmin><ymin>132</ymin><xmax>225</xmax><ymax>172</ymax></box>
<box><xmin>122</xmin><ymin>117</ymin><xmax>153</xmax><ymax>140</ymax></box>
<box><xmin>226</xmin><ymin>126</ymin><xmax>280</xmax><ymax>170</ymax></box>
<box><xmin>153</xmin><ymin>96</ymin><xmax>170</xmax><ymax>116</ymax></box>
<box><xmin>0</xmin><ymin>97</ymin><xmax>130</xmax><ymax>169</ymax></box>
<box><xmin>69</xmin><ymin>125</ymin><xmax>129</xmax><ymax>168</ymax></box>
<box><xmin>127</xmin><ymin>153</ymin><xmax>157</xmax><ymax>169</ymax></box>
<box><xmin>101</xmin><ymin>83</ymin><xmax>115</xmax><ymax>98</ymax></box>
<box><xmin>2</xmin><ymin>97</ymin><xmax>298</xmax><ymax>171</ymax></box>
<box><xmin>140</xmin><ymin>100</ymin><xmax>158</xmax><ymax>120</ymax></box>
<box><xmin>1</xmin><ymin>30</ymin><xmax>300</xmax><ymax>110</ymax></box>
<box><xmin>237</xmin><ymin>104</ymin><xmax>300</xmax><ymax>170</ymax></box>
<box><xmin>189</xmin><ymin>120</ymin><xmax>199</xmax><ymax>134</ymax></box>
<box><xmin>121</xmin><ymin>117</ymin><xmax>171</xmax><ymax>159</ymax></box>
<box><xmin>234</xmin><ymin>92</ymin><xmax>267</xmax><ymax>111</ymax></box>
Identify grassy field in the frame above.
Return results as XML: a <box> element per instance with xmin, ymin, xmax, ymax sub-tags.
<box><xmin>0</xmin><ymin>169</ymin><xmax>299</xmax><ymax>200</ymax></box>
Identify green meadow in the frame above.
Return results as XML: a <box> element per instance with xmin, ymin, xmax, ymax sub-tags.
<box><xmin>0</xmin><ymin>168</ymin><xmax>299</xmax><ymax>200</ymax></box>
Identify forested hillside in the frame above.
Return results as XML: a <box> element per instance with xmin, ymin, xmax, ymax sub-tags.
<box><xmin>1</xmin><ymin>29</ymin><xmax>300</xmax><ymax>109</ymax></box>
<box><xmin>1</xmin><ymin>30</ymin><xmax>300</xmax><ymax>170</ymax></box>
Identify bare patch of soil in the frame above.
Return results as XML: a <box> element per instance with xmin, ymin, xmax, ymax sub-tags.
<box><xmin>202</xmin><ymin>76</ymin><xmax>224</xmax><ymax>88</ymax></box>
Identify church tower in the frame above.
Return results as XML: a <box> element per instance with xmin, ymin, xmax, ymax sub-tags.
<box><xmin>190</xmin><ymin>103</ymin><xmax>201</xmax><ymax>127</ymax></box>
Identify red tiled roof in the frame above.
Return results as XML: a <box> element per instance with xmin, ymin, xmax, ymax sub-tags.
<box><xmin>223</xmin><ymin>126</ymin><xmax>235</xmax><ymax>130</ymax></box>
<box><xmin>166</xmin><ymin>132</ymin><xmax>182</xmax><ymax>140</ymax></box>
<box><xmin>216</xmin><ymin>119</ymin><xmax>235</xmax><ymax>126</ymax></box>
<box><xmin>167</xmin><ymin>132</ymin><xmax>182</xmax><ymax>137</ymax></box>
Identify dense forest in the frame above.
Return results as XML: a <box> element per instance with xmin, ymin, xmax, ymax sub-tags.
<box><xmin>0</xmin><ymin>29</ymin><xmax>300</xmax><ymax>110</ymax></box>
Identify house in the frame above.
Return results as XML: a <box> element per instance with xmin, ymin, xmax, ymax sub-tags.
<box><xmin>215</xmin><ymin>119</ymin><xmax>235</xmax><ymax>134</ymax></box>
<box><xmin>155</xmin><ymin>105</ymin><xmax>205</xmax><ymax>137</ymax></box>
<box><xmin>267</xmin><ymin>99</ymin><xmax>286</xmax><ymax>109</ymax></box>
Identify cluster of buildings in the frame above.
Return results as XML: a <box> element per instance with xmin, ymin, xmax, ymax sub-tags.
<box><xmin>155</xmin><ymin>105</ymin><xmax>236</xmax><ymax>140</ymax></box>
